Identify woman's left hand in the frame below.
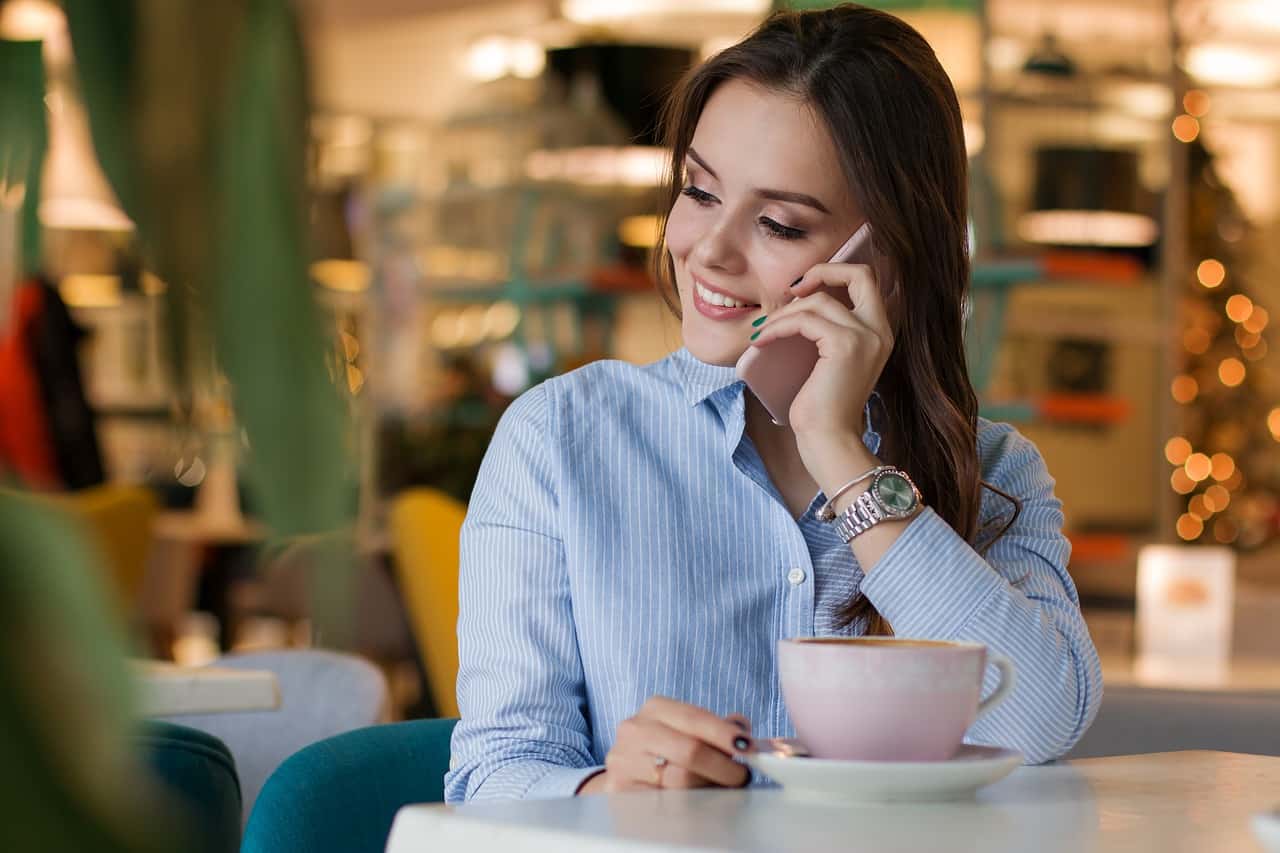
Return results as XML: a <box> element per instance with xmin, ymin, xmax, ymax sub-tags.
<box><xmin>747</xmin><ymin>261</ymin><xmax>893</xmax><ymax>474</ymax></box>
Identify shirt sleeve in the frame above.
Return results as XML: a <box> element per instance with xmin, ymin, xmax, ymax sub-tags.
<box><xmin>443</xmin><ymin>384</ymin><xmax>603</xmax><ymax>802</ymax></box>
<box><xmin>857</xmin><ymin>422</ymin><xmax>1103</xmax><ymax>764</ymax></box>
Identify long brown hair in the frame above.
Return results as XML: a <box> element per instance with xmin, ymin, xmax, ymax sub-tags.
<box><xmin>653</xmin><ymin>4</ymin><xmax>1014</xmax><ymax>632</ymax></box>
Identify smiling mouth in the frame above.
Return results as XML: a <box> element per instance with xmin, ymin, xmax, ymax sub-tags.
<box><xmin>693</xmin><ymin>279</ymin><xmax>759</xmax><ymax>309</ymax></box>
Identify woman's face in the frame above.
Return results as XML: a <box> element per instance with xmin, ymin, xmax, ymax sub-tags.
<box><xmin>666</xmin><ymin>78</ymin><xmax>865</xmax><ymax>367</ymax></box>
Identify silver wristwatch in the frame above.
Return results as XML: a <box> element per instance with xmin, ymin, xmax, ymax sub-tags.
<box><xmin>830</xmin><ymin>467</ymin><xmax>923</xmax><ymax>544</ymax></box>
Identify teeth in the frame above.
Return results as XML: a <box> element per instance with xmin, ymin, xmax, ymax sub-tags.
<box><xmin>697</xmin><ymin>281</ymin><xmax>750</xmax><ymax>309</ymax></box>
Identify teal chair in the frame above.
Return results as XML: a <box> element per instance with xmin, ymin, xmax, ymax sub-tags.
<box><xmin>137</xmin><ymin>720</ymin><xmax>242</xmax><ymax>853</ymax></box>
<box><xmin>241</xmin><ymin>717</ymin><xmax>458</xmax><ymax>853</ymax></box>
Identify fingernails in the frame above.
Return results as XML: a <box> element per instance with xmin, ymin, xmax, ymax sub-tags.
<box><xmin>751</xmin><ymin>315</ymin><xmax>767</xmax><ymax>327</ymax></box>
<box><xmin>731</xmin><ymin>718</ymin><xmax>750</xmax><ymax>731</ymax></box>
<box><xmin>791</xmin><ymin>276</ymin><xmax>803</xmax><ymax>287</ymax></box>
<box><xmin>733</xmin><ymin>736</ymin><xmax>752</xmax><ymax>752</ymax></box>
<box><xmin>749</xmin><ymin>330</ymin><xmax>761</xmax><ymax>341</ymax></box>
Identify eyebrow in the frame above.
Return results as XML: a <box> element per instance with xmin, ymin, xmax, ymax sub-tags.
<box><xmin>686</xmin><ymin>147</ymin><xmax>832</xmax><ymax>215</ymax></box>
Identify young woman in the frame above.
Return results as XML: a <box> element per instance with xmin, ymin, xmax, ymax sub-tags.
<box><xmin>444</xmin><ymin>4</ymin><xmax>1101</xmax><ymax>801</ymax></box>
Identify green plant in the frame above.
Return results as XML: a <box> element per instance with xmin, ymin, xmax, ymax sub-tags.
<box><xmin>2</xmin><ymin>0</ymin><xmax>354</xmax><ymax>846</ymax></box>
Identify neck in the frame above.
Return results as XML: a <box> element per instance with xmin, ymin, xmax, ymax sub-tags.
<box><xmin>745</xmin><ymin>394</ymin><xmax>819</xmax><ymax>508</ymax></box>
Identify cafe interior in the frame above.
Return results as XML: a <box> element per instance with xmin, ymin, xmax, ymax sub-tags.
<box><xmin>2</xmin><ymin>0</ymin><xmax>1280</xmax><ymax>850</ymax></box>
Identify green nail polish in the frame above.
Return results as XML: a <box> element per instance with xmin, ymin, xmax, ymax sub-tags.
<box><xmin>751</xmin><ymin>315</ymin><xmax>767</xmax><ymax>327</ymax></box>
<box><xmin>750</xmin><ymin>330</ymin><xmax>761</xmax><ymax>341</ymax></box>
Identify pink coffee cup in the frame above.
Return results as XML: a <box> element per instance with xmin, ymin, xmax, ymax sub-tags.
<box><xmin>777</xmin><ymin>636</ymin><xmax>1016</xmax><ymax>762</ymax></box>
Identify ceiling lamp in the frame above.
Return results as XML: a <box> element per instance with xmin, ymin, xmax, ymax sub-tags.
<box><xmin>5</xmin><ymin>0</ymin><xmax>134</xmax><ymax>231</ymax></box>
<box><xmin>1021</xmin><ymin>31</ymin><xmax>1075</xmax><ymax>77</ymax></box>
<box><xmin>1184</xmin><ymin>44</ymin><xmax>1280</xmax><ymax>89</ymax></box>
<box><xmin>1017</xmin><ymin>147</ymin><xmax>1158</xmax><ymax>248</ymax></box>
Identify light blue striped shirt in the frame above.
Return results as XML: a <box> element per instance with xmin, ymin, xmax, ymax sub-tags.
<box><xmin>445</xmin><ymin>348</ymin><xmax>1102</xmax><ymax>802</ymax></box>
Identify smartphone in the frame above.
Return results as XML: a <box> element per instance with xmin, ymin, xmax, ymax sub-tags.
<box><xmin>734</xmin><ymin>222</ymin><xmax>893</xmax><ymax>426</ymax></box>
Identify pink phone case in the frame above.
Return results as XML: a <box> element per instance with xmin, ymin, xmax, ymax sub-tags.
<box><xmin>734</xmin><ymin>222</ymin><xmax>891</xmax><ymax>426</ymax></box>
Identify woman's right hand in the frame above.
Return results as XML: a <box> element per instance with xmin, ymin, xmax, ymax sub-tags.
<box><xmin>577</xmin><ymin>696</ymin><xmax>753</xmax><ymax>794</ymax></box>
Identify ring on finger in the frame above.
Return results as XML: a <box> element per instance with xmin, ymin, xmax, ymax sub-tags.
<box><xmin>652</xmin><ymin>755</ymin><xmax>668</xmax><ymax>786</ymax></box>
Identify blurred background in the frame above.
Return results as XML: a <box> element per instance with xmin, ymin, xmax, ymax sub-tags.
<box><xmin>1</xmin><ymin>0</ymin><xmax>1279</xmax><ymax>746</ymax></box>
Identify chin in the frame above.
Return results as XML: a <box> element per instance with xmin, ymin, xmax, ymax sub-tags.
<box><xmin>682</xmin><ymin>320</ymin><xmax>747</xmax><ymax>367</ymax></box>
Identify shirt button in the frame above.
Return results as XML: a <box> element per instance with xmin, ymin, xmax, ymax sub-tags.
<box><xmin>787</xmin><ymin>567</ymin><xmax>806</xmax><ymax>585</ymax></box>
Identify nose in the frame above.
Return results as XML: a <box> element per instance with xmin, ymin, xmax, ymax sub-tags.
<box><xmin>690</xmin><ymin>215</ymin><xmax>746</xmax><ymax>276</ymax></box>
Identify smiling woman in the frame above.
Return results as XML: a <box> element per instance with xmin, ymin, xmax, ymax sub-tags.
<box><xmin>445</xmin><ymin>3</ymin><xmax>1101</xmax><ymax>802</ymax></box>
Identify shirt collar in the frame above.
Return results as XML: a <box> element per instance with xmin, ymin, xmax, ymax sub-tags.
<box><xmin>669</xmin><ymin>347</ymin><xmax>884</xmax><ymax>455</ymax></box>
<box><xmin>671</xmin><ymin>347</ymin><xmax>742</xmax><ymax>409</ymax></box>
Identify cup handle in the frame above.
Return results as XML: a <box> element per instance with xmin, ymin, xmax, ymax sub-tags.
<box><xmin>975</xmin><ymin>652</ymin><xmax>1017</xmax><ymax>720</ymax></box>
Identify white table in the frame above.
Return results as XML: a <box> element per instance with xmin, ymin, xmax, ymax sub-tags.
<box><xmin>386</xmin><ymin>752</ymin><xmax>1280</xmax><ymax>852</ymax></box>
<box><xmin>134</xmin><ymin>660</ymin><xmax>281</xmax><ymax>716</ymax></box>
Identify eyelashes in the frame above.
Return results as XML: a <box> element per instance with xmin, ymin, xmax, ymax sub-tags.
<box><xmin>759</xmin><ymin>218</ymin><xmax>805</xmax><ymax>240</ymax></box>
<box><xmin>680</xmin><ymin>185</ymin><xmax>807</xmax><ymax>241</ymax></box>
<box><xmin>680</xmin><ymin>185</ymin><xmax>716</xmax><ymax>206</ymax></box>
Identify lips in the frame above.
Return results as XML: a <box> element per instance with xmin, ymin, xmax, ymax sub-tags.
<box><xmin>691</xmin><ymin>274</ymin><xmax>759</xmax><ymax>321</ymax></box>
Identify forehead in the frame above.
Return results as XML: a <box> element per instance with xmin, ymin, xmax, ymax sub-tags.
<box><xmin>689</xmin><ymin>78</ymin><xmax>850</xmax><ymax>205</ymax></box>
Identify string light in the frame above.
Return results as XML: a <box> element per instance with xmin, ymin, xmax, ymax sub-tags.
<box><xmin>1224</xmin><ymin>468</ymin><xmax>1246</xmax><ymax>490</ymax></box>
<box><xmin>1183</xmin><ymin>89</ymin><xmax>1211</xmax><ymax>117</ymax></box>
<box><xmin>1165</xmin><ymin>436</ymin><xmax>1193</xmax><ymax>465</ymax></box>
<box><xmin>1226</xmin><ymin>294</ymin><xmax>1253</xmax><ymax>322</ymax></box>
<box><xmin>1235</xmin><ymin>327</ymin><xmax>1261</xmax><ymax>348</ymax></box>
<box><xmin>1269</xmin><ymin>407</ymin><xmax>1280</xmax><ymax>441</ymax></box>
<box><xmin>1218</xmin><ymin>357</ymin><xmax>1246</xmax><ymax>387</ymax></box>
<box><xmin>1210</xmin><ymin>453</ymin><xmax>1236</xmax><ymax>481</ymax></box>
<box><xmin>1185</xmin><ymin>452</ymin><xmax>1213</xmax><ymax>482</ymax></box>
<box><xmin>1188</xmin><ymin>495</ymin><xmax>1212</xmax><ymax>521</ymax></box>
<box><xmin>1196</xmin><ymin>258</ymin><xmax>1225</xmax><ymax>288</ymax></box>
<box><xmin>1172</xmin><ymin>374</ymin><xmax>1199</xmax><ymax>403</ymax></box>
<box><xmin>1243</xmin><ymin>306</ymin><xmax>1269</xmax><ymax>333</ymax></box>
<box><xmin>1177</xmin><ymin>513</ymin><xmax>1204</xmax><ymax>540</ymax></box>
<box><xmin>1183</xmin><ymin>327</ymin><xmax>1212</xmax><ymax>354</ymax></box>
<box><xmin>1245</xmin><ymin>339</ymin><xmax>1269</xmax><ymax>361</ymax></box>
<box><xmin>1205</xmin><ymin>484</ymin><xmax>1231</xmax><ymax>512</ymax></box>
<box><xmin>1172</xmin><ymin>114</ymin><xmax>1200</xmax><ymax>142</ymax></box>
<box><xmin>1171</xmin><ymin>468</ymin><xmax>1197</xmax><ymax>494</ymax></box>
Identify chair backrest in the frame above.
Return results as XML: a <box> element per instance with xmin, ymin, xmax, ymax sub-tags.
<box><xmin>1065</xmin><ymin>684</ymin><xmax>1280</xmax><ymax>760</ymax></box>
<box><xmin>152</xmin><ymin>649</ymin><xmax>388</xmax><ymax>828</ymax></box>
<box><xmin>136</xmin><ymin>720</ymin><xmax>242</xmax><ymax>853</ymax></box>
<box><xmin>50</xmin><ymin>483</ymin><xmax>158</xmax><ymax>610</ymax></box>
<box><xmin>388</xmin><ymin>488</ymin><xmax>466</xmax><ymax>718</ymax></box>
<box><xmin>242</xmin><ymin>718</ymin><xmax>458</xmax><ymax>853</ymax></box>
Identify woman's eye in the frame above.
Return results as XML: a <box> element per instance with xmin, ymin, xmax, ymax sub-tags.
<box><xmin>680</xmin><ymin>185</ymin><xmax>717</xmax><ymax>206</ymax></box>
<box><xmin>759</xmin><ymin>217</ymin><xmax>806</xmax><ymax>240</ymax></box>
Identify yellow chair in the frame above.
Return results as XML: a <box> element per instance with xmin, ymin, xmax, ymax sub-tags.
<box><xmin>57</xmin><ymin>484</ymin><xmax>159</xmax><ymax>611</ymax></box>
<box><xmin>388</xmin><ymin>488</ymin><xmax>466</xmax><ymax>719</ymax></box>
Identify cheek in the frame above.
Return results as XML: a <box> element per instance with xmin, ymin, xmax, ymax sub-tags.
<box><xmin>753</xmin><ymin>251</ymin><xmax>803</xmax><ymax>303</ymax></box>
<box><xmin>663</xmin><ymin>200</ymin><xmax>698</xmax><ymax>261</ymax></box>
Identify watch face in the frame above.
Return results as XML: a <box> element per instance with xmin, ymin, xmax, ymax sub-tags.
<box><xmin>876</xmin><ymin>473</ymin><xmax>917</xmax><ymax>514</ymax></box>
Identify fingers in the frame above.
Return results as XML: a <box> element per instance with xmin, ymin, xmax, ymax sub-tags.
<box><xmin>638</xmin><ymin>697</ymin><xmax>754</xmax><ymax>760</ymax></box>
<box><xmin>750</xmin><ymin>310</ymin><xmax>887</xmax><ymax>365</ymax></box>
<box><xmin>599</xmin><ymin>697</ymin><xmax>752</xmax><ymax>790</ymax></box>
<box><xmin>634</xmin><ymin>718</ymin><xmax>750</xmax><ymax>788</ymax></box>
<box><xmin>601</xmin><ymin>745</ymin><xmax>664</xmax><ymax>792</ymax></box>
<box><xmin>791</xmin><ymin>262</ymin><xmax>891</xmax><ymax>335</ymax></box>
<box><xmin>765</xmin><ymin>288</ymin><xmax>859</xmax><ymax>331</ymax></box>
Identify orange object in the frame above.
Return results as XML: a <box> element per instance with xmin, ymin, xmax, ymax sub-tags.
<box><xmin>0</xmin><ymin>283</ymin><xmax>60</xmax><ymax>488</ymax></box>
<box><xmin>588</xmin><ymin>264</ymin><xmax>654</xmax><ymax>293</ymax></box>
<box><xmin>1039</xmin><ymin>394</ymin><xmax>1131</xmax><ymax>425</ymax></box>
<box><xmin>1065</xmin><ymin>532</ymin><xmax>1130</xmax><ymax>563</ymax></box>
<box><xmin>389</xmin><ymin>488</ymin><xmax>467</xmax><ymax>718</ymax></box>
<box><xmin>1041</xmin><ymin>251</ymin><xmax>1144</xmax><ymax>283</ymax></box>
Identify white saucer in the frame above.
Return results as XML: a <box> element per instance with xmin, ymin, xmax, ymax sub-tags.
<box><xmin>747</xmin><ymin>741</ymin><xmax>1023</xmax><ymax>803</ymax></box>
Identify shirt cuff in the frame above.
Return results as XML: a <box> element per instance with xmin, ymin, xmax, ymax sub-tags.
<box><xmin>858</xmin><ymin>507</ymin><xmax>1005</xmax><ymax>640</ymax></box>
<box><xmin>523</xmin><ymin>764</ymin><xmax>607</xmax><ymax>799</ymax></box>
